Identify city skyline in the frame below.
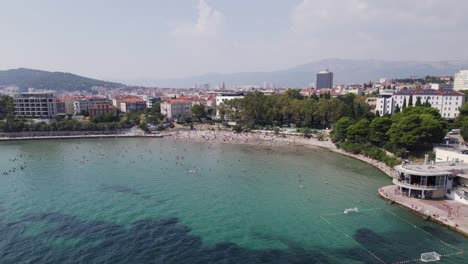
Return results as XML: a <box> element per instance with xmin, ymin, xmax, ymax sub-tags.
<box><xmin>1</xmin><ymin>0</ymin><xmax>468</xmax><ymax>82</ymax></box>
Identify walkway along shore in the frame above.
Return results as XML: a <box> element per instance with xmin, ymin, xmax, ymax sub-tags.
<box><xmin>0</xmin><ymin>134</ymin><xmax>163</xmax><ymax>141</ymax></box>
<box><xmin>379</xmin><ymin>185</ymin><xmax>468</xmax><ymax>237</ymax></box>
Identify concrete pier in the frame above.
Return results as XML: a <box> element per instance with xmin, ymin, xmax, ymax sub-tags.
<box><xmin>379</xmin><ymin>185</ymin><xmax>468</xmax><ymax>237</ymax></box>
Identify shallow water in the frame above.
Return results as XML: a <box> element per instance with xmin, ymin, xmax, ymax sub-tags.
<box><xmin>0</xmin><ymin>138</ymin><xmax>466</xmax><ymax>263</ymax></box>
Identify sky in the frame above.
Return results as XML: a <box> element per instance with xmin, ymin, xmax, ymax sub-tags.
<box><xmin>1</xmin><ymin>0</ymin><xmax>468</xmax><ymax>82</ymax></box>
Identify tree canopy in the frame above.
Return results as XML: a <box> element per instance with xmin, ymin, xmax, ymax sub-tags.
<box><xmin>191</xmin><ymin>104</ymin><xmax>206</xmax><ymax>119</ymax></box>
<box><xmin>218</xmin><ymin>92</ymin><xmax>371</xmax><ymax>129</ymax></box>
<box><xmin>0</xmin><ymin>95</ymin><xmax>14</xmax><ymax>119</ymax></box>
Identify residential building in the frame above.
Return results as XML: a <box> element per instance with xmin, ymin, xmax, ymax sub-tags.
<box><xmin>375</xmin><ymin>91</ymin><xmax>395</xmax><ymax>115</ymax></box>
<box><xmin>13</xmin><ymin>92</ymin><xmax>57</xmax><ymax>118</ymax></box>
<box><xmin>375</xmin><ymin>89</ymin><xmax>465</xmax><ymax>119</ymax></box>
<box><xmin>112</xmin><ymin>95</ymin><xmax>144</xmax><ymax>111</ymax></box>
<box><xmin>56</xmin><ymin>98</ymin><xmax>66</xmax><ymax>114</ymax></box>
<box><xmin>73</xmin><ymin>97</ymin><xmax>109</xmax><ymax>115</ymax></box>
<box><xmin>365</xmin><ymin>97</ymin><xmax>378</xmax><ymax>113</ymax></box>
<box><xmin>112</xmin><ymin>96</ymin><xmax>125</xmax><ymax>111</ymax></box>
<box><xmin>454</xmin><ymin>70</ymin><xmax>468</xmax><ymax>91</ymax></box>
<box><xmin>89</xmin><ymin>103</ymin><xmax>116</xmax><ymax>118</ymax></box>
<box><xmin>300</xmin><ymin>88</ymin><xmax>316</xmax><ymax>97</ymax></box>
<box><xmin>145</xmin><ymin>97</ymin><xmax>161</xmax><ymax>109</ymax></box>
<box><xmin>315</xmin><ymin>88</ymin><xmax>342</xmax><ymax>98</ymax></box>
<box><xmin>63</xmin><ymin>96</ymin><xmax>84</xmax><ymax>114</ymax></box>
<box><xmin>160</xmin><ymin>99</ymin><xmax>193</xmax><ymax>119</ymax></box>
<box><xmin>316</xmin><ymin>70</ymin><xmax>333</xmax><ymax>89</ymax></box>
<box><xmin>120</xmin><ymin>97</ymin><xmax>146</xmax><ymax>113</ymax></box>
<box><xmin>430</xmin><ymin>83</ymin><xmax>453</xmax><ymax>90</ymax></box>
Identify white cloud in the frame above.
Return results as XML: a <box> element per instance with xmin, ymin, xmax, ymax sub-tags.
<box><xmin>290</xmin><ymin>0</ymin><xmax>465</xmax><ymax>35</ymax></box>
<box><xmin>172</xmin><ymin>0</ymin><xmax>223</xmax><ymax>37</ymax></box>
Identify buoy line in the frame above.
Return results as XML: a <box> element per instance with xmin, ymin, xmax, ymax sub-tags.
<box><xmin>320</xmin><ymin>208</ymin><xmax>464</xmax><ymax>264</ymax></box>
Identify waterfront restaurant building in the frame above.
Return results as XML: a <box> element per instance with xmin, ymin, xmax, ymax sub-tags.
<box><xmin>393</xmin><ymin>161</ymin><xmax>468</xmax><ymax>204</ymax></box>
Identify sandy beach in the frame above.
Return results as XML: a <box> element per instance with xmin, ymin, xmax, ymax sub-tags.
<box><xmin>163</xmin><ymin>129</ymin><xmax>396</xmax><ymax>179</ymax></box>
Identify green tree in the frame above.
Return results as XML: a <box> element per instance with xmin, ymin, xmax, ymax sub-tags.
<box><xmin>91</xmin><ymin>112</ymin><xmax>118</xmax><ymax>123</ymax></box>
<box><xmin>415</xmin><ymin>97</ymin><xmax>422</xmax><ymax>107</ymax></box>
<box><xmin>191</xmin><ymin>104</ymin><xmax>206</xmax><ymax>119</ymax></box>
<box><xmin>394</xmin><ymin>105</ymin><xmax>401</xmax><ymax>113</ymax></box>
<box><xmin>402</xmin><ymin>98</ymin><xmax>407</xmax><ymax>109</ymax></box>
<box><xmin>240</xmin><ymin>91</ymin><xmax>267</xmax><ymax>127</ymax></box>
<box><xmin>387</xmin><ymin>107</ymin><xmax>447</xmax><ymax>150</ymax></box>
<box><xmin>285</xmin><ymin>89</ymin><xmax>303</xmax><ymax>100</ymax></box>
<box><xmin>331</xmin><ymin>117</ymin><xmax>355</xmax><ymax>142</ymax></box>
<box><xmin>460</xmin><ymin>116</ymin><xmax>468</xmax><ymax>141</ymax></box>
<box><xmin>346</xmin><ymin>119</ymin><xmax>370</xmax><ymax>143</ymax></box>
<box><xmin>408</xmin><ymin>95</ymin><xmax>413</xmax><ymax>106</ymax></box>
<box><xmin>369</xmin><ymin>116</ymin><xmax>392</xmax><ymax>145</ymax></box>
<box><xmin>458</xmin><ymin>102</ymin><xmax>468</xmax><ymax>117</ymax></box>
<box><xmin>0</xmin><ymin>95</ymin><xmax>14</xmax><ymax>119</ymax></box>
<box><xmin>424</xmin><ymin>98</ymin><xmax>431</xmax><ymax>107</ymax></box>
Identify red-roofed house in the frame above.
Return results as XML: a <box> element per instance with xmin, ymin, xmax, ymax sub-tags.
<box><xmin>120</xmin><ymin>97</ymin><xmax>146</xmax><ymax>113</ymax></box>
<box><xmin>89</xmin><ymin>103</ymin><xmax>116</xmax><ymax>118</ymax></box>
<box><xmin>56</xmin><ymin>98</ymin><xmax>66</xmax><ymax>114</ymax></box>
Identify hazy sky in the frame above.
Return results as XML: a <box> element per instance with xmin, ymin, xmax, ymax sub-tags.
<box><xmin>1</xmin><ymin>0</ymin><xmax>468</xmax><ymax>81</ymax></box>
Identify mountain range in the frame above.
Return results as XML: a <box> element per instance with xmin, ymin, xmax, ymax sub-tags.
<box><xmin>0</xmin><ymin>68</ymin><xmax>122</xmax><ymax>92</ymax></box>
<box><xmin>2</xmin><ymin>59</ymin><xmax>468</xmax><ymax>91</ymax></box>
<box><xmin>148</xmin><ymin>58</ymin><xmax>468</xmax><ymax>88</ymax></box>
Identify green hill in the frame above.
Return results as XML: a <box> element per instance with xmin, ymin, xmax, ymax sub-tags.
<box><xmin>0</xmin><ymin>68</ymin><xmax>123</xmax><ymax>92</ymax></box>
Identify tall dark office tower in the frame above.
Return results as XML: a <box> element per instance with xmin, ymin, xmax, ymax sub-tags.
<box><xmin>316</xmin><ymin>70</ymin><xmax>333</xmax><ymax>89</ymax></box>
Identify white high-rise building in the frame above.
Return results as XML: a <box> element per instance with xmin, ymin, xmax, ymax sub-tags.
<box><xmin>454</xmin><ymin>70</ymin><xmax>468</xmax><ymax>91</ymax></box>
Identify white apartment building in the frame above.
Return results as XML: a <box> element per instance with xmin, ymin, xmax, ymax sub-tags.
<box><xmin>73</xmin><ymin>97</ymin><xmax>109</xmax><ymax>115</ymax></box>
<box><xmin>454</xmin><ymin>70</ymin><xmax>468</xmax><ymax>91</ymax></box>
<box><xmin>215</xmin><ymin>92</ymin><xmax>245</xmax><ymax>119</ymax></box>
<box><xmin>376</xmin><ymin>89</ymin><xmax>465</xmax><ymax>119</ymax></box>
<box><xmin>160</xmin><ymin>99</ymin><xmax>193</xmax><ymax>119</ymax></box>
<box><xmin>13</xmin><ymin>92</ymin><xmax>57</xmax><ymax>118</ymax></box>
<box><xmin>119</xmin><ymin>98</ymin><xmax>147</xmax><ymax>113</ymax></box>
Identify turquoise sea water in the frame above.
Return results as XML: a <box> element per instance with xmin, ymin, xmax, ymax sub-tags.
<box><xmin>0</xmin><ymin>138</ymin><xmax>466</xmax><ymax>263</ymax></box>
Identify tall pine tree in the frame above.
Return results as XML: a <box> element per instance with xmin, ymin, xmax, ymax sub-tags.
<box><xmin>415</xmin><ymin>97</ymin><xmax>422</xmax><ymax>107</ymax></box>
<box><xmin>424</xmin><ymin>98</ymin><xmax>431</xmax><ymax>107</ymax></box>
<box><xmin>395</xmin><ymin>104</ymin><xmax>401</xmax><ymax>113</ymax></box>
<box><xmin>408</xmin><ymin>95</ymin><xmax>413</xmax><ymax>106</ymax></box>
